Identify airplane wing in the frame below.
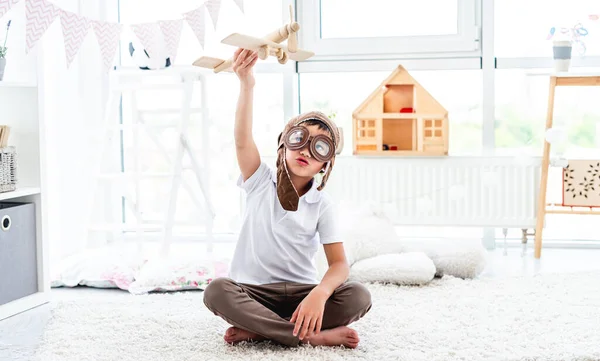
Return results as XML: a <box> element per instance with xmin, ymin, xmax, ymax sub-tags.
<box><xmin>221</xmin><ymin>33</ymin><xmax>283</xmax><ymax>50</ymax></box>
<box><xmin>284</xmin><ymin>47</ymin><xmax>315</xmax><ymax>61</ymax></box>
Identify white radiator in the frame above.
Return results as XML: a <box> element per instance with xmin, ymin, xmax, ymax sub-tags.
<box><xmin>320</xmin><ymin>156</ymin><xmax>542</xmax><ymax>229</ymax></box>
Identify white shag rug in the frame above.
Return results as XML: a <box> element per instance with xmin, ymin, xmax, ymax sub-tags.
<box><xmin>35</xmin><ymin>271</ymin><xmax>600</xmax><ymax>361</ymax></box>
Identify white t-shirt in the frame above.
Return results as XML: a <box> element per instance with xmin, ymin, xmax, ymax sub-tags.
<box><xmin>228</xmin><ymin>161</ymin><xmax>341</xmax><ymax>285</ymax></box>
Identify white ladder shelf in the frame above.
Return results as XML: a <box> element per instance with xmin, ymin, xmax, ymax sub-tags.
<box><xmin>87</xmin><ymin>66</ymin><xmax>215</xmax><ymax>254</ymax></box>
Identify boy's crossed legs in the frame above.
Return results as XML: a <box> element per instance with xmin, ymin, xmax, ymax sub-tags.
<box><xmin>203</xmin><ymin>277</ymin><xmax>372</xmax><ymax>348</ymax></box>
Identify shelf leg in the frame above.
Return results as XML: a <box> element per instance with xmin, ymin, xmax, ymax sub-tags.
<box><xmin>535</xmin><ymin>77</ymin><xmax>557</xmax><ymax>259</ymax></box>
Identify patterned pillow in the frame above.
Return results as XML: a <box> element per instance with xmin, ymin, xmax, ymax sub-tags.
<box><xmin>128</xmin><ymin>257</ymin><xmax>230</xmax><ymax>295</ymax></box>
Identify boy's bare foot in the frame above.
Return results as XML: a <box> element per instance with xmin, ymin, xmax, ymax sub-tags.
<box><xmin>224</xmin><ymin>327</ymin><xmax>265</xmax><ymax>344</ymax></box>
<box><xmin>301</xmin><ymin>326</ymin><xmax>360</xmax><ymax>348</ymax></box>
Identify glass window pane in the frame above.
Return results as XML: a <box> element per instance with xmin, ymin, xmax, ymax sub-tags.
<box><xmin>495</xmin><ymin>0</ymin><xmax>600</xmax><ymax>57</ymax></box>
<box><xmin>121</xmin><ymin>73</ymin><xmax>284</xmax><ymax>234</ymax></box>
<box><xmin>495</xmin><ymin>67</ymin><xmax>600</xmax><ymax>243</ymax></box>
<box><xmin>299</xmin><ymin>69</ymin><xmax>482</xmax><ymax>156</ymax></box>
<box><xmin>320</xmin><ymin>0</ymin><xmax>459</xmax><ymax>39</ymax></box>
<box><xmin>118</xmin><ymin>0</ymin><xmax>283</xmax><ymax>66</ymax></box>
<box><xmin>495</xmin><ymin>67</ymin><xmax>600</xmax><ymax>157</ymax></box>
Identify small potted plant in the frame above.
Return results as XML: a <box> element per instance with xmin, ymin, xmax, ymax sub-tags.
<box><xmin>0</xmin><ymin>20</ymin><xmax>11</xmax><ymax>81</ymax></box>
<box><xmin>547</xmin><ymin>22</ymin><xmax>589</xmax><ymax>72</ymax></box>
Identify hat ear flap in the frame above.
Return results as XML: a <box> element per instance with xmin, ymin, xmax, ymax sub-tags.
<box><xmin>276</xmin><ymin>147</ymin><xmax>300</xmax><ymax>211</ymax></box>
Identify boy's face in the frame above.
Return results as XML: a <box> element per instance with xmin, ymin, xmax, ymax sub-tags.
<box><xmin>285</xmin><ymin>124</ymin><xmax>331</xmax><ymax>178</ymax></box>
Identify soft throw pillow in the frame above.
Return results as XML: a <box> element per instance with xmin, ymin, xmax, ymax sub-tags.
<box><xmin>338</xmin><ymin>202</ymin><xmax>405</xmax><ymax>265</ymax></box>
<box><xmin>314</xmin><ymin>201</ymin><xmax>487</xmax><ymax>280</ymax></box>
<box><xmin>349</xmin><ymin>252</ymin><xmax>436</xmax><ymax>285</ymax></box>
<box><xmin>399</xmin><ymin>238</ymin><xmax>488</xmax><ymax>279</ymax></box>
<box><xmin>316</xmin><ymin>201</ymin><xmax>404</xmax><ymax>279</ymax></box>
<box><xmin>51</xmin><ymin>248</ymin><xmax>144</xmax><ymax>291</ymax></box>
<box><xmin>128</xmin><ymin>256</ymin><xmax>230</xmax><ymax>295</ymax></box>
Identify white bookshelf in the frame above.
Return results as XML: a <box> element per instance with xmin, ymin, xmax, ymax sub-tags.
<box><xmin>0</xmin><ymin>3</ymin><xmax>49</xmax><ymax>321</ymax></box>
<box><xmin>0</xmin><ymin>81</ymin><xmax>37</xmax><ymax>88</ymax></box>
<box><xmin>0</xmin><ymin>187</ymin><xmax>41</xmax><ymax>201</ymax></box>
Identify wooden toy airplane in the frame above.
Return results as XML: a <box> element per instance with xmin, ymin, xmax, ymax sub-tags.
<box><xmin>192</xmin><ymin>5</ymin><xmax>314</xmax><ymax>73</ymax></box>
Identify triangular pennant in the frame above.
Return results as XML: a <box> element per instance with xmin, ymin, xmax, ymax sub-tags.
<box><xmin>91</xmin><ymin>20</ymin><xmax>122</xmax><ymax>72</ymax></box>
<box><xmin>232</xmin><ymin>0</ymin><xmax>244</xmax><ymax>13</ymax></box>
<box><xmin>0</xmin><ymin>0</ymin><xmax>19</xmax><ymax>19</ymax></box>
<box><xmin>25</xmin><ymin>0</ymin><xmax>59</xmax><ymax>53</ymax></box>
<box><xmin>204</xmin><ymin>0</ymin><xmax>221</xmax><ymax>30</ymax></box>
<box><xmin>59</xmin><ymin>9</ymin><xmax>90</xmax><ymax>68</ymax></box>
<box><xmin>158</xmin><ymin>19</ymin><xmax>183</xmax><ymax>63</ymax></box>
<box><xmin>130</xmin><ymin>22</ymin><xmax>161</xmax><ymax>58</ymax></box>
<box><xmin>184</xmin><ymin>6</ymin><xmax>206</xmax><ymax>49</ymax></box>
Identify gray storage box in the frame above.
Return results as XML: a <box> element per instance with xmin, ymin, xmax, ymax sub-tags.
<box><xmin>0</xmin><ymin>202</ymin><xmax>37</xmax><ymax>306</ymax></box>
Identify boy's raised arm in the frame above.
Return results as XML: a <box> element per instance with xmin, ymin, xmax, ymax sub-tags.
<box><xmin>232</xmin><ymin>48</ymin><xmax>261</xmax><ymax>182</ymax></box>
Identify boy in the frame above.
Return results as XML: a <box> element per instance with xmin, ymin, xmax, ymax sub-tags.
<box><xmin>203</xmin><ymin>48</ymin><xmax>371</xmax><ymax>348</ymax></box>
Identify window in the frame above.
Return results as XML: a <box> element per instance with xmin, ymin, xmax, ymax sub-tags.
<box><xmin>299</xmin><ymin>69</ymin><xmax>482</xmax><ymax>156</ymax></box>
<box><xmin>495</xmin><ymin>67</ymin><xmax>600</xmax><ymax>156</ymax></box>
<box><xmin>120</xmin><ymin>73</ymin><xmax>284</xmax><ymax>235</ymax></box>
<box><xmin>494</xmin><ymin>66</ymin><xmax>600</xmax><ymax>243</ymax></box>
<box><xmin>299</xmin><ymin>0</ymin><xmax>480</xmax><ymax>59</ymax></box>
<box><xmin>109</xmin><ymin>0</ymin><xmax>600</xmax><ymax>246</ymax></box>
<box><xmin>320</xmin><ymin>0</ymin><xmax>459</xmax><ymax>38</ymax></box>
<box><xmin>495</xmin><ymin>0</ymin><xmax>600</xmax><ymax>58</ymax></box>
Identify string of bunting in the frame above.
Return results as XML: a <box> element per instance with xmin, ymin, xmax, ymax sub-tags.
<box><xmin>0</xmin><ymin>0</ymin><xmax>243</xmax><ymax>71</ymax></box>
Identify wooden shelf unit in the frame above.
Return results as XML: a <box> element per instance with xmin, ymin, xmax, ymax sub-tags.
<box><xmin>353</xmin><ymin>65</ymin><xmax>449</xmax><ymax>156</ymax></box>
<box><xmin>534</xmin><ymin>72</ymin><xmax>600</xmax><ymax>259</ymax></box>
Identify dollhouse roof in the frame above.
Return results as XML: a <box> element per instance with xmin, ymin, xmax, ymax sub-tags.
<box><xmin>353</xmin><ymin>64</ymin><xmax>448</xmax><ymax>116</ymax></box>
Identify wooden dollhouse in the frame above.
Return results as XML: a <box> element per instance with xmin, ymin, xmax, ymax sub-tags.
<box><xmin>352</xmin><ymin>65</ymin><xmax>449</xmax><ymax>156</ymax></box>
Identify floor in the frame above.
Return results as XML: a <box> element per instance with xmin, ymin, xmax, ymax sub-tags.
<box><xmin>1</xmin><ymin>247</ymin><xmax>600</xmax><ymax>360</ymax></box>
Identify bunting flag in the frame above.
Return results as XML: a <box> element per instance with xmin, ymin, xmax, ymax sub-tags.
<box><xmin>130</xmin><ymin>22</ymin><xmax>161</xmax><ymax>58</ymax></box>
<box><xmin>158</xmin><ymin>19</ymin><xmax>183</xmax><ymax>63</ymax></box>
<box><xmin>25</xmin><ymin>0</ymin><xmax>58</xmax><ymax>53</ymax></box>
<box><xmin>232</xmin><ymin>0</ymin><xmax>244</xmax><ymax>13</ymax></box>
<box><xmin>60</xmin><ymin>9</ymin><xmax>90</xmax><ymax>68</ymax></box>
<box><xmin>204</xmin><ymin>0</ymin><xmax>221</xmax><ymax>30</ymax></box>
<box><xmin>6</xmin><ymin>0</ymin><xmax>242</xmax><ymax>72</ymax></box>
<box><xmin>0</xmin><ymin>0</ymin><xmax>19</xmax><ymax>19</ymax></box>
<box><xmin>184</xmin><ymin>6</ymin><xmax>207</xmax><ymax>49</ymax></box>
<box><xmin>91</xmin><ymin>20</ymin><xmax>122</xmax><ymax>72</ymax></box>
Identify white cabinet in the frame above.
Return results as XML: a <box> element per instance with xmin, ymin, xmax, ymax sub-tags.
<box><xmin>0</xmin><ymin>9</ymin><xmax>49</xmax><ymax>320</ymax></box>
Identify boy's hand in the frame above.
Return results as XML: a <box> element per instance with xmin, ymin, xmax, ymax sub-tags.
<box><xmin>290</xmin><ymin>286</ymin><xmax>329</xmax><ymax>340</ymax></box>
<box><xmin>232</xmin><ymin>48</ymin><xmax>258</xmax><ymax>88</ymax></box>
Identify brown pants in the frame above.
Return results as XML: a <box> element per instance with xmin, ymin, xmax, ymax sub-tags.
<box><xmin>203</xmin><ymin>277</ymin><xmax>372</xmax><ymax>347</ymax></box>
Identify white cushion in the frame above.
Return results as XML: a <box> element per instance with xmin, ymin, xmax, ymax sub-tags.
<box><xmin>400</xmin><ymin>238</ymin><xmax>488</xmax><ymax>279</ymax></box>
<box><xmin>51</xmin><ymin>247</ymin><xmax>144</xmax><ymax>290</ymax></box>
<box><xmin>349</xmin><ymin>252</ymin><xmax>436</xmax><ymax>285</ymax></box>
<box><xmin>316</xmin><ymin>202</ymin><xmax>404</xmax><ymax>279</ymax></box>
<box><xmin>315</xmin><ymin>201</ymin><xmax>487</xmax><ymax>280</ymax></box>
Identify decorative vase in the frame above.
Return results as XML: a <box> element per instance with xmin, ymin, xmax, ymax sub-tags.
<box><xmin>0</xmin><ymin>57</ymin><xmax>5</xmax><ymax>81</ymax></box>
<box><xmin>552</xmin><ymin>40</ymin><xmax>572</xmax><ymax>72</ymax></box>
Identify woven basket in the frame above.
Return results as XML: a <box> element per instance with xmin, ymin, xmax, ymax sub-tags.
<box><xmin>0</xmin><ymin>147</ymin><xmax>17</xmax><ymax>193</ymax></box>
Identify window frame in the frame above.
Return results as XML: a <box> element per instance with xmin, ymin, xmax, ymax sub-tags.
<box><xmin>297</xmin><ymin>0</ymin><xmax>481</xmax><ymax>61</ymax></box>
